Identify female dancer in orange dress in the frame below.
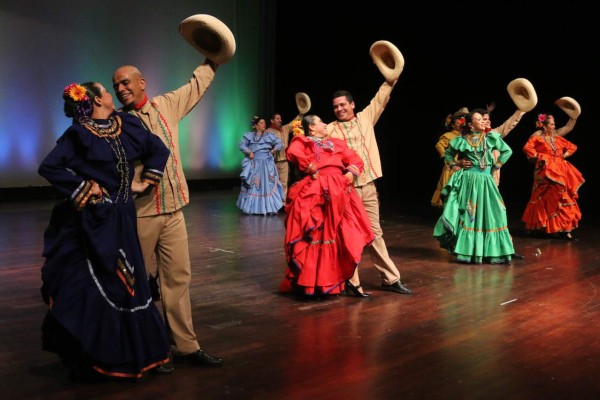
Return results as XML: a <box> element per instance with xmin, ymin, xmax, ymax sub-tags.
<box><xmin>522</xmin><ymin>112</ymin><xmax>584</xmax><ymax>240</ymax></box>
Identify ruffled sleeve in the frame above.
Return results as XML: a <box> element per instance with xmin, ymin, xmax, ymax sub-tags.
<box><xmin>443</xmin><ymin>136</ymin><xmax>462</xmax><ymax>167</ymax></box>
<box><xmin>286</xmin><ymin>136</ymin><xmax>318</xmax><ymax>175</ymax></box>
<box><xmin>523</xmin><ymin>135</ymin><xmax>542</xmax><ymax>159</ymax></box>
<box><xmin>239</xmin><ymin>132</ymin><xmax>252</xmax><ymax>155</ymax></box>
<box><xmin>556</xmin><ymin>136</ymin><xmax>577</xmax><ymax>157</ymax></box>
<box><xmin>38</xmin><ymin>127</ymin><xmax>96</xmax><ymax>209</ymax></box>
<box><xmin>486</xmin><ymin>132</ymin><xmax>512</xmax><ymax>165</ymax></box>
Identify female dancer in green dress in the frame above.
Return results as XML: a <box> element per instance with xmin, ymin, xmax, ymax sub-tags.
<box><xmin>433</xmin><ymin>109</ymin><xmax>515</xmax><ymax>264</ymax></box>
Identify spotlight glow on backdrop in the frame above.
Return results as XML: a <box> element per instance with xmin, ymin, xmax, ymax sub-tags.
<box><xmin>0</xmin><ymin>0</ymin><xmax>272</xmax><ymax>188</ymax></box>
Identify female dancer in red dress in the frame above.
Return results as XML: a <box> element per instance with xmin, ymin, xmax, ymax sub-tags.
<box><xmin>279</xmin><ymin>115</ymin><xmax>374</xmax><ymax>298</ymax></box>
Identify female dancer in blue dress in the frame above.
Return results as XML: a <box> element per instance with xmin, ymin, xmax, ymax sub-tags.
<box><xmin>39</xmin><ymin>82</ymin><xmax>172</xmax><ymax>381</ymax></box>
<box><xmin>237</xmin><ymin>116</ymin><xmax>285</xmax><ymax>215</ymax></box>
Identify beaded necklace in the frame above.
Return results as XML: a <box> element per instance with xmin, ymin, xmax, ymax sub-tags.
<box><xmin>465</xmin><ymin>133</ymin><xmax>483</xmax><ymax>148</ymax></box>
<box><xmin>253</xmin><ymin>131</ymin><xmax>265</xmax><ymax>142</ymax></box>
<box><xmin>309</xmin><ymin>136</ymin><xmax>334</xmax><ymax>150</ymax></box>
<box><xmin>465</xmin><ymin>132</ymin><xmax>488</xmax><ymax>170</ymax></box>
<box><xmin>81</xmin><ymin>115</ymin><xmax>129</xmax><ymax>203</ymax></box>
<box><xmin>308</xmin><ymin>136</ymin><xmax>334</xmax><ymax>161</ymax></box>
<box><xmin>542</xmin><ymin>132</ymin><xmax>557</xmax><ymax>154</ymax></box>
<box><xmin>83</xmin><ymin>115</ymin><xmax>121</xmax><ymax>138</ymax></box>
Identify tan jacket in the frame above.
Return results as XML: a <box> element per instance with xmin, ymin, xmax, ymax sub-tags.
<box><xmin>265</xmin><ymin>114</ymin><xmax>302</xmax><ymax>162</ymax></box>
<box><xmin>327</xmin><ymin>82</ymin><xmax>394</xmax><ymax>187</ymax></box>
<box><xmin>494</xmin><ymin>109</ymin><xmax>525</xmax><ymax>137</ymax></box>
<box><xmin>130</xmin><ymin>63</ymin><xmax>215</xmax><ymax>217</ymax></box>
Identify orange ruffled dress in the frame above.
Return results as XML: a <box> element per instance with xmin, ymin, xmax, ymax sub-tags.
<box><xmin>522</xmin><ymin>134</ymin><xmax>584</xmax><ymax>234</ymax></box>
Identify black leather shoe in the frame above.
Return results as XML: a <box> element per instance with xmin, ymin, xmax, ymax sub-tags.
<box><xmin>174</xmin><ymin>350</ymin><xmax>223</xmax><ymax>367</ymax></box>
<box><xmin>512</xmin><ymin>252</ymin><xmax>525</xmax><ymax>259</ymax></box>
<box><xmin>345</xmin><ymin>281</ymin><xmax>371</xmax><ymax>298</ymax></box>
<box><xmin>151</xmin><ymin>360</ymin><xmax>175</xmax><ymax>374</ymax></box>
<box><xmin>381</xmin><ymin>281</ymin><xmax>412</xmax><ymax>295</ymax></box>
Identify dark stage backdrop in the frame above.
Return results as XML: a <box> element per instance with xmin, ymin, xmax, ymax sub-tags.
<box><xmin>273</xmin><ymin>1</ymin><xmax>597</xmax><ymax>216</ymax></box>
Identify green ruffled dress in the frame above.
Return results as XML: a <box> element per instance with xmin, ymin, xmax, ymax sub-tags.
<box><xmin>433</xmin><ymin>132</ymin><xmax>515</xmax><ymax>264</ymax></box>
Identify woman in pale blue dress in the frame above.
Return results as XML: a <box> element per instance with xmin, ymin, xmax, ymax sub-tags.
<box><xmin>237</xmin><ymin>116</ymin><xmax>285</xmax><ymax>215</ymax></box>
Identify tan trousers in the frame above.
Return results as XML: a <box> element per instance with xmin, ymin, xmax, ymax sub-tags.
<box><xmin>350</xmin><ymin>181</ymin><xmax>401</xmax><ymax>286</ymax></box>
<box><xmin>276</xmin><ymin>160</ymin><xmax>289</xmax><ymax>199</ymax></box>
<box><xmin>137</xmin><ymin>209</ymin><xmax>200</xmax><ymax>355</ymax></box>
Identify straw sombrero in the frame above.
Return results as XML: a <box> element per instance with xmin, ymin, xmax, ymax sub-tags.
<box><xmin>179</xmin><ymin>14</ymin><xmax>236</xmax><ymax>64</ymax></box>
<box><xmin>369</xmin><ymin>40</ymin><xmax>405</xmax><ymax>83</ymax></box>
<box><xmin>295</xmin><ymin>92</ymin><xmax>311</xmax><ymax>115</ymax></box>
<box><xmin>453</xmin><ymin>107</ymin><xmax>469</xmax><ymax>117</ymax></box>
<box><xmin>507</xmin><ymin>78</ymin><xmax>538</xmax><ymax>112</ymax></box>
<box><xmin>555</xmin><ymin>96</ymin><xmax>581</xmax><ymax>119</ymax></box>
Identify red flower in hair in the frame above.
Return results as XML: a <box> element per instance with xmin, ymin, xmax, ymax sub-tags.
<box><xmin>536</xmin><ymin>113</ymin><xmax>547</xmax><ymax>128</ymax></box>
<box><xmin>63</xmin><ymin>83</ymin><xmax>89</xmax><ymax>102</ymax></box>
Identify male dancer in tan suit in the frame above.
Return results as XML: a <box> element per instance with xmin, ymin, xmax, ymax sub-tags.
<box><xmin>265</xmin><ymin>113</ymin><xmax>296</xmax><ymax>200</ymax></box>
<box><xmin>112</xmin><ymin>59</ymin><xmax>223</xmax><ymax>372</ymax></box>
<box><xmin>327</xmin><ymin>82</ymin><xmax>412</xmax><ymax>296</ymax></box>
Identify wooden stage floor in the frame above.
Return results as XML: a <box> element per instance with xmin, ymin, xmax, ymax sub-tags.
<box><xmin>1</xmin><ymin>188</ymin><xmax>598</xmax><ymax>399</ymax></box>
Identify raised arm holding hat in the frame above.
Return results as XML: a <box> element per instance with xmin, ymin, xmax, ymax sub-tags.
<box><xmin>295</xmin><ymin>92</ymin><xmax>311</xmax><ymax>115</ymax></box>
<box><xmin>553</xmin><ymin>96</ymin><xmax>580</xmax><ymax>135</ymax></box>
<box><xmin>179</xmin><ymin>14</ymin><xmax>236</xmax><ymax>64</ymax></box>
<box><xmin>110</xmin><ymin>14</ymin><xmax>236</xmax><ymax>373</ymax></box>
<box><xmin>265</xmin><ymin>93</ymin><xmax>311</xmax><ymax>199</ymax></box>
<box><xmin>369</xmin><ymin>40</ymin><xmax>404</xmax><ymax>83</ymax></box>
<box><xmin>326</xmin><ymin>40</ymin><xmax>412</xmax><ymax>297</ymax></box>
<box><xmin>490</xmin><ymin>77</ymin><xmax>536</xmax><ymax>137</ymax></box>
<box><xmin>487</xmin><ymin>77</ymin><xmax>538</xmax><ymax>187</ymax></box>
